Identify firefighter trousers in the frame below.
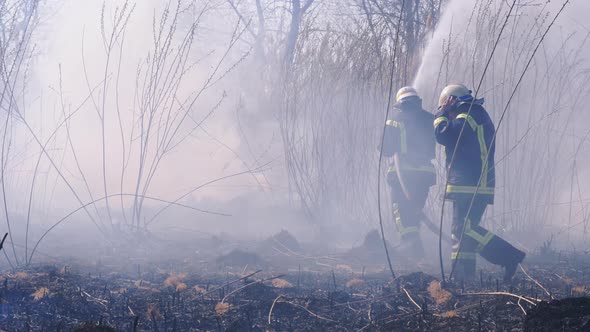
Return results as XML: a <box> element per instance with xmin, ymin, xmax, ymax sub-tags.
<box><xmin>389</xmin><ymin>174</ymin><xmax>431</xmax><ymax>257</ymax></box>
<box><xmin>451</xmin><ymin>198</ymin><xmax>525</xmax><ymax>279</ymax></box>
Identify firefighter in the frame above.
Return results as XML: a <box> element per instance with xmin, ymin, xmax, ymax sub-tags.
<box><xmin>433</xmin><ymin>84</ymin><xmax>525</xmax><ymax>282</ymax></box>
<box><xmin>382</xmin><ymin>87</ymin><xmax>436</xmax><ymax>258</ymax></box>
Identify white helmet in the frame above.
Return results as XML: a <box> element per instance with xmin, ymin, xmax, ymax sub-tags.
<box><xmin>438</xmin><ymin>84</ymin><xmax>472</xmax><ymax>107</ymax></box>
<box><xmin>396</xmin><ymin>86</ymin><xmax>419</xmax><ymax>103</ymax></box>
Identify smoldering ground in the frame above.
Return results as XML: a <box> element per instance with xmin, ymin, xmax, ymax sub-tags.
<box><xmin>0</xmin><ymin>0</ymin><xmax>589</xmax><ymax>278</ymax></box>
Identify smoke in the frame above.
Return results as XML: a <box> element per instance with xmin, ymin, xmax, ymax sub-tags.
<box><xmin>4</xmin><ymin>0</ymin><xmax>589</xmax><ymax>269</ymax></box>
<box><xmin>413</xmin><ymin>0</ymin><xmax>590</xmax><ymax>247</ymax></box>
<box><xmin>0</xmin><ymin>0</ymin><xmax>308</xmax><ymax>266</ymax></box>
<box><xmin>32</xmin><ymin>0</ymin><xmax>239</xmax><ymax>202</ymax></box>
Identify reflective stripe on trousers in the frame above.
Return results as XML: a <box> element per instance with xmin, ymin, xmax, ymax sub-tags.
<box><xmin>446</xmin><ymin>185</ymin><xmax>494</xmax><ymax>195</ymax></box>
<box><xmin>393</xmin><ymin>203</ymin><xmax>419</xmax><ymax>236</ymax></box>
<box><xmin>451</xmin><ymin>218</ymin><xmax>496</xmax><ymax>259</ymax></box>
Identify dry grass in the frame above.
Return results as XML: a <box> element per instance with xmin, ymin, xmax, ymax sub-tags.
<box><xmin>146</xmin><ymin>304</ymin><xmax>162</xmax><ymax>320</ymax></box>
<box><xmin>427</xmin><ymin>281</ymin><xmax>453</xmax><ymax>305</ymax></box>
<box><xmin>561</xmin><ymin>277</ymin><xmax>575</xmax><ymax>285</ymax></box>
<box><xmin>438</xmin><ymin>310</ymin><xmax>458</xmax><ymax>318</ymax></box>
<box><xmin>193</xmin><ymin>285</ymin><xmax>206</xmax><ymax>294</ymax></box>
<box><xmin>572</xmin><ymin>286</ymin><xmax>589</xmax><ymax>295</ymax></box>
<box><xmin>215</xmin><ymin>302</ymin><xmax>230</xmax><ymax>315</ymax></box>
<box><xmin>163</xmin><ymin>273</ymin><xmax>187</xmax><ymax>288</ymax></box>
<box><xmin>32</xmin><ymin>287</ymin><xmax>49</xmax><ymax>301</ymax></box>
<box><xmin>111</xmin><ymin>288</ymin><xmax>128</xmax><ymax>295</ymax></box>
<box><xmin>134</xmin><ymin>280</ymin><xmax>160</xmax><ymax>293</ymax></box>
<box><xmin>335</xmin><ymin>264</ymin><xmax>353</xmax><ymax>273</ymax></box>
<box><xmin>271</xmin><ymin>278</ymin><xmax>294</xmax><ymax>288</ymax></box>
<box><xmin>175</xmin><ymin>283</ymin><xmax>188</xmax><ymax>292</ymax></box>
<box><xmin>346</xmin><ymin>278</ymin><xmax>366</xmax><ymax>288</ymax></box>
<box><xmin>14</xmin><ymin>272</ymin><xmax>28</xmax><ymax>279</ymax></box>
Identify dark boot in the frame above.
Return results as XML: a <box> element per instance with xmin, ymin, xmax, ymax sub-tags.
<box><xmin>478</xmin><ymin>235</ymin><xmax>526</xmax><ymax>282</ymax></box>
<box><xmin>503</xmin><ymin>250</ymin><xmax>526</xmax><ymax>283</ymax></box>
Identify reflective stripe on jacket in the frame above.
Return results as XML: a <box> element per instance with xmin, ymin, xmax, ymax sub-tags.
<box><xmin>382</xmin><ymin>99</ymin><xmax>436</xmax><ymax>181</ymax></box>
<box><xmin>433</xmin><ymin>103</ymin><xmax>496</xmax><ymax>203</ymax></box>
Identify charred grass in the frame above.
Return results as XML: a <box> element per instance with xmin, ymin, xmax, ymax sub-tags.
<box><xmin>0</xmin><ymin>252</ymin><xmax>589</xmax><ymax>331</ymax></box>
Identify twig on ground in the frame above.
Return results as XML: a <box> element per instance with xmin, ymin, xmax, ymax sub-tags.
<box><xmin>520</xmin><ymin>264</ymin><xmax>553</xmax><ymax>300</ymax></box>
<box><xmin>517</xmin><ymin>297</ymin><xmax>527</xmax><ymax>315</ymax></box>
<box><xmin>402</xmin><ymin>287</ymin><xmax>423</xmax><ymax>311</ymax></box>
<box><xmin>433</xmin><ymin>299</ymin><xmax>495</xmax><ymax>317</ymax></box>
<box><xmin>280</xmin><ymin>299</ymin><xmax>337</xmax><ymax>323</ymax></box>
<box><xmin>79</xmin><ymin>288</ymin><xmax>108</xmax><ymax>308</ymax></box>
<box><xmin>357</xmin><ymin>304</ymin><xmax>373</xmax><ymax>332</ymax></box>
<box><xmin>197</xmin><ymin>270</ymin><xmax>262</xmax><ymax>299</ymax></box>
<box><xmin>460</xmin><ymin>291</ymin><xmax>538</xmax><ymax>306</ymax></box>
<box><xmin>267</xmin><ymin>295</ymin><xmax>283</xmax><ymax>325</ymax></box>
<box><xmin>221</xmin><ymin>275</ymin><xmax>284</xmax><ymax>303</ymax></box>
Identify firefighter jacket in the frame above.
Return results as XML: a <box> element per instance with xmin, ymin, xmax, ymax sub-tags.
<box><xmin>433</xmin><ymin>101</ymin><xmax>495</xmax><ymax>204</ymax></box>
<box><xmin>382</xmin><ymin>98</ymin><xmax>436</xmax><ymax>186</ymax></box>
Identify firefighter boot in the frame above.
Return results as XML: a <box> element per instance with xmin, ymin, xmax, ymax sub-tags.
<box><xmin>503</xmin><ymin>249</ymin><xmax>526</xmax><ymax>283</ymax></box>
<box><xmin>477</xmin><ymin>235</ymin><xmax>526</xmax><ymax>283</ymax></box>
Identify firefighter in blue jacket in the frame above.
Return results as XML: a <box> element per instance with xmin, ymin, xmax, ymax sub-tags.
<box><xmin>382</xmin><ymin>87</ymin><xmax>436</xmax><ymax>258</ymax></box>
<box><xmin>434</xmin><ymin>84</ymin><xmax>525</xmax><ymax>282</ymax></box>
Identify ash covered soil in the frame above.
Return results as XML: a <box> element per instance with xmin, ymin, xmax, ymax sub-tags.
<box><xmin>1</xmin><ymin>230</ymin><xmax>589</xmax><ymax>331</ymax></box>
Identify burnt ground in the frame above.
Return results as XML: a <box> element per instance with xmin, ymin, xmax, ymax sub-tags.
<box><xmin>1</xmin><ymin>230</ymin><xmax>590</xmax><ymax>331</ymax></box>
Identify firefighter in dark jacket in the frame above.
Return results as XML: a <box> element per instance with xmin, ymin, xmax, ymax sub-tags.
<box><xmin>382</xmin><ymin>87</ymin><xmax>436</xmax><ymax>258</ymax></box>
<box><xmin>433</xmin><ymin>84</ymin><xmax>525</xmax><ymax>282</ymax></box>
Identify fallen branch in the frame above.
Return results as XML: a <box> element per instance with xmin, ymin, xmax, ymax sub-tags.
<box><xmin>267</xmin><ymin>295</ymin><xmax>283</xmax><ymax>325</ymax></box>
<box><xmin>280</xmin><ymin>299</ymin><xmax>337</xmax><ymax>323</ymax></box>
<box><xmin>520</xmin><ymin>264</ymin><xmax>553</xmax><ymax>300</ymax></box>
<box><xmin>432</xmin><ymin>299</ymin><xmax>495</xmax><ymax>317</ymax></box>
<box><xmin>198</xmin><ymin>270</ymin><xmax>262</xmax><ymax>299</ymax></box>
<box><xmin>221</xmin><ymin>275</ymin><xmax>284</xmax><ymax>303</ymax></box>
<box><xmin>79</xmin><ymin>288</ymin><xmax>108</xmax><ymax>308</ymax></box>
<box><xmin>402</xmin><ymin>287</ymin><xmax>422</xmax><ymax>311</ymax></box>
<box><xmin>459</xmin><ymin>291</ymin><xmax>538</xmax><ymax>306</ymax></box>
<box><xmin>357</xmin><ymin>304</ymin><xmax>373</xmax><ymax>332</ymax></box>
<box><xmin>517</xmin><ymin>297</ymin><xmax>527</xmax><ymax>315</ymax></box>
<box><xmin>271</xmin><ymin>237</ymin><xmax>342</xmax><ymax>262</ymax></box>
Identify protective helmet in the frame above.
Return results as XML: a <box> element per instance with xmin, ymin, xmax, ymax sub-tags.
<box><xmin>396</xmin><ymin>86</ymin><xmax>419</xmax><ymax>103</ymax></box>
<box><xmin>438</xmin><ymin>84</ymin><xmax>472</xmax><ymax>107</ymax></box>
